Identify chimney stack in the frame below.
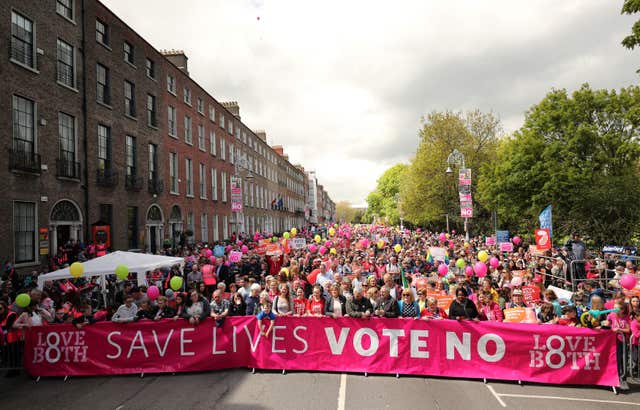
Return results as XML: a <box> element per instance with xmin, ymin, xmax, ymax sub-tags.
<box><xmin>221</xmin><ymin>101</ymin><xmax>241</xmax><ymax>120</ymax></box>
<box><xmin>161</xmin><ymin>49</ymin><xmax>189</xmax><ymax>75</ymax></box>
<box><xmin>255</xmin><ymin>130</ymin><xmax>267</xmax><ymax>142</ymax></box>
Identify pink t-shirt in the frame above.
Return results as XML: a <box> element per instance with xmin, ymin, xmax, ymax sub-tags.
<box><xmin>631</xmin><ymin>319</ymin><xmax>640</xmax><ymax>345</ymax></box>
<box><xmin>607</xmin><ymin>312</ymin><xmax>630</xmax><ymax>342</ymax></box>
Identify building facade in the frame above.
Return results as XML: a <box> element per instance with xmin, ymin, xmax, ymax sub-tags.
<box><xmin>0</xmin><ymin>0</ymin><xmax>332</xmax><ymax>270</ymax></box>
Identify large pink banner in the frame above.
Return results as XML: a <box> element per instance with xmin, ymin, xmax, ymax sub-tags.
<box><xmin>23</xmin><ymin>317</ymin><xmax>618</xmax><ymax>386</ymax></box>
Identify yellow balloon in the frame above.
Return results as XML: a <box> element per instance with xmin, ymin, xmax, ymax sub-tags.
<box><xmin>464</xmin><ymin>242</ymin><xmax>470</xmax><ymax>248</ymax></box>
<box><xmin>314</xmin><ymin>235</ymin><xmax>322</xmax><ymax>243</ymax></box>
<box><xmin>291</xmin><ymin>228</ymin><xmax>298</xmax><ymax>237</ymax></box>
<box><xmin>446</xmin><ymin>233</ymin><xmax>450</xmax><ymax>239</ymax></box>
<box><xmin>70</xmin><ymin>262</ymin><xmax>84</xmax><ymax>278</ymax></box>
<box><xmin>329</xmin><ymin>228</ymin><xmax>336</xmax><ymax>236</ymax></box>
<box><xmin>394</xmin><ymin>244</ymin><xmax>402</xmax><ymax>253</ymax></box>
<box><xmin>478</xmin><ymin>250</ymin><xmax>489</xmax><ymax>262</ymax></box>
<box><xmin>330</xmin><ymin>248</ymin><xmax>337</xmax><ymax>255</ymax></box>
<box><xmin>377</xmin><ymin>240</ymin><xmax>385</xmax><ymax>249</ymax></box>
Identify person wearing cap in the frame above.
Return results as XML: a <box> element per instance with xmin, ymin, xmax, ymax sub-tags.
<box><xmin>506</xmin><ymin>289</ymin><xmax>528</xmax><ymax>308</ymax></box>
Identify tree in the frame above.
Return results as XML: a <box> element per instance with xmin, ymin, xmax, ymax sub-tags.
<box><xmin>364</xmin><ymin>164</ymin><xmax>408</xmax><ymax>225</ymax></box>
<box><xmin>400</xmin><ymin>110</ymin><xmax>500</xmax><ymax>232</ymax></box>
<box><xmin>477</xmin><ymin>84</ymin><xmax>640</xmax><ymax>245</ymax></box>
<box><xmin>336</xmin><ymin>200</ymin><xmax>359</xmax><ymax>223</ymax></box>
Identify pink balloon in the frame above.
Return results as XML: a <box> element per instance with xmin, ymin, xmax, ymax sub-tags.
<box><xmin>449</xmin><ymin>241</ymin><xmax>455</xmax><ymax>249</ymax></box>
<box><xmin>237</xmin><ymin>240</ymin><xmax>243</xmax><ymax>247</ymax></box>
<box><xmin>474</xmin><ymin>262</ymin><xmax>487</xmax><ymax>278</ymax></box>
<box><xmin>489</xmin><ymin>257</ymin><xmax>500</xmax><ymax>269</ymax></box>
<box><xmin>205</xmin><ymin>249</ymin><xmax>213</xmax><ymax>258</ymax></box>
<box><xmin>319</xmin><ymin>246</ymin><xmax>327</xmax><ymax>255</ymax></box>
<box><xmin>512</xmin><ymin>236</ymin><xmax>522</xmax><ymax>245</ymax></box>
<box><xmin>620</xmin><ymin>273</ymin><xmax>638</xmax><ymax>290</ymax></box>
<box><xmin>209</xmin><ymin>256</ymin><xmax>216</xmax><ymax>264</ymax></box>
<box><xmin>604</xmin><ymin>300</ymin><xmax>615</xmax><ymax>310</ymax></box>
<box><xmin>309</xmin><ymin>244</ymin><xmax>317</xmax><ymax>253</ymax></box>
<box><xmin>225</xmin><ymin>245</ymin><xmax>232</xmax><ymax>253</ymax></box>
<box><xmin>147</xmin><ymin>285</ymin><xmax>160</xmax><ymax>301</ymax></box>
<box><xmin>465</xmin><ymin>266</ymin><xmax>474</xmax><ymax>276</ymax></box>
<box><xmin>241</xmin><ymin>245</ymin><xmax>249</xmax><ymax>254</ymax></box>
<box><xmin>451</xmin><ymin>230</ymin><xmax>456</xmax><ymax>235</ymax></box>
<box><xmin>439</xmin><ymin>233</ymin><xmax>447</xmax><ymax>242</ymax></box>
<box><xmin>325</xmin><ymin>241</ymin><xmax>331</xmax><ymax>248</ymax></box>
<box><xmin>437</xmin><ymin>264</ymin><xmax>448</xmax><ymax>277</ymax></box>
<box><xmin>510</xmin><ymin>276</ymin><xmax>523</xmax><ymax>287</ymax></box>
<box><xmin>361</xmin><ymin>239</ymin><xmax>369</xmax><ymax>248</ymax></box>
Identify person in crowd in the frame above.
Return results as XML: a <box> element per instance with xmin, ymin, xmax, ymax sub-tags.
<box><xmin>543</xmin><ymin>289</ymin><xmax>563</xmax><ymax>317</ymax></box>
<box><xmin>630</xmin><ymin>295</ymin><xmax>640</xmax><ymax>316</ymax></box>
<box><xmin>0</xmin><ymin>300</ymin><xmax>21</xmax><ymax>376</ymax></box>
<box><xmin>325</xmin><ymin>283</ymin><xmax>348</xmax><ymax>318</ymax></box>
<box><xmin>631</xmin><ymin>311</ymin><xmax>640</xmax><ymax>376</ymax></box>
<box><xmin>398</xmin><ymin>289</ymin><xmax>419</xmax><ymax>318</ymax></box>
<box><xmin>135</xmin><ymin>300</ymin><xmax>157</xmax><ymax>321</ymax></box>
<box><xmin>292</xmin><ymin>287</ymin><xmax>307</xmax><ymax>316</ymax></box>
<box><xmin>112</xmin><ymin>295</ymin><xmax>138</xmax><ymax>323</ymax></box>
<box><xmin>229</xmin><ymin>292</ymin><xmax>247</xmax><ymax>316</ymax></box>
<box><xmin>448</xmin><ymin>288</ymin><xmax>479</xmax><ymax>321</ymax></box>
<box><xmin>210</xmin><ymin>290</ymin><xmax>230</xmax><ymax>327</ymax></box>
<box><xmin>366</xmin><ymin>286</ymin><xmax>379</xmax><ymax>310</ymax></box>
<box><xmin>181</xmin><ymin>290</ymin><xmax>210</xmax><ymax>326</ymax></box>
<box><xmin>537</xmin><ymin>302</ymin><xmax>558</xmax><ymax>324</ymax></box>
<box><xmin>14</xmin><ymin>300</ymin><xmax>51</xmax><ymax>328</ymax></box>
<box><xmin>306</xmin><ymin>285</ymin><xmax>326</xmax><ymax>317</ymax></box>
<box><xmin>477</xmin><ymin>291</ymin><xmax>504</xmax><ymax>322</ymax></box>
<box><xmin>506</xmin><ymin>288</ymin><xmax>528</xmax><ymax>308</ymax></box>
<box><xmin>608</xmin><ymin>300</ymin><xmax>631</xmax><ymax>380</ymax></box>
<box><xmin>257</xmin><ymin>301</ymin><xmax>276</xmax><ymax>337</ymax></box>
<box><xmin>273</xmin><ymin>284</ymin><xmax>293</xmax><ymax>316</ymax></box>
<box><xmin>346</xmin><ymin>287</ymin><xmax>373</xmax><ymax>318</ymax></box>
<box><xmin>72</xmin><ymin>304</ymin><xmax>96</xmax><ymax>328</ymax></box>
<box><xmin>557</xmin><ymin>305</ymin><xmax>579</xmax><ymax>326</ymax></box>
<box><xmin>375</xmin><ymin>286</ymin><xmax>400</xmax><ymax>318</ymax></box>
<box><xmin>420</xmin><ymin>297</ymin><xmax>448</xmax><ymax>320</ymax></box>
<box><xmin>154</xmin><ymin>296</ymin><xmax>175</xmax><ymax>320</ymax></box>
<box><xmin>245</xmin><ymin>284</ymin><xmax>261</xmax><ymax>316</ymax></box>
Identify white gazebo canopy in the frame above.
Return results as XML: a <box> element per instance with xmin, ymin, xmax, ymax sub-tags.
<box><xmin>37</xmin><ymin>251</ymin><xmax>184</xmax><ymax>289</ymax></box>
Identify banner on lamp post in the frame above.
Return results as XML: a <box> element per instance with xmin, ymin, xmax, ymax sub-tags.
<box><xmin>231</xmin><ymin>176</ymin><xmax>243</xmax><ymax>212</ymax></box>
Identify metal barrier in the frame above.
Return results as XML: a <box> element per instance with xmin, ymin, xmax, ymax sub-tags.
<box><xmin>629</xmin><ymin>334</ymin><xmax>639</xmax><ymax>383</ymax></box>
<box><xmin>529</xmin><ymin>255</ymin><xmax>570</xmax><ymax>289</ymax></box>
<box><xmin>0</xmin><ymin>340</ymin><xmax>24</xmax><ymax>372</ymax></box>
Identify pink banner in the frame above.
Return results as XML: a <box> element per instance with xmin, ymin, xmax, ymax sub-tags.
<box><xmin>23</xmin><ymin>317</ymin><xmax>618</xmax><ymax>386</ymax></box>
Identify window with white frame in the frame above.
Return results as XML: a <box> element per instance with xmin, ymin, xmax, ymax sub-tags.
<box><xmin>12</xmin><ymin>95</ymin><xmax>36</xmax><ymax>155</ymax></box>
<box><xmin>185</xmin><ymin>158</ymin><xmax>193</xmax><ymax>196</ymax></box>
<box><xmin>220</xmin><ymin>114</ymin><xmax>225</xmax><ymax>129</ymax></box>
<box><xmin>96</xmin><ymin>18</ymin><xmax>108</xmax><ymax>46</ymax></box>
<box><xmin>145</xmin><ymin>58</ymin><xmax>155</xmax><ymax>79</ymax></box>
<box><xmin>57</xmin><ymin>0</ymin><xmax>74</xmax><ymax>21</ymax></box>
<box><xmin>222</xmin><ymin>215</ymin><xmax>228</xmax><ymax>240</ymax></box>
<box><xmin>209</xmin><ymin>105</ymin><xmax>215</xmax><ymax>122</ymax></box>
<box><xmin>124</xmin><ymin>81</ymin><xmax>135</xmax><ymax>117</ymax></box>
<box><xmin>210</xmin><ymin>130</ymin><xmax>216</xmax><ymax>156</ymax></box>
<box><xmin>168</xmin><ymin>106</ymin><xmax>176</xmax><ymax>136</ymax></box>
<box><xmin>213</xmin><ymin>215</ymin><xmax>219</xmax><ymax>242</ymax></box>
<box><xmin>56</xmin><ymin>39</ymin><xmax>75</xmax><ymax>88</ymax></box>
<box><xmin>199</xmin><ymin>163</ymin><xmax>206</xmax><ymax>199</ymax></box>
<box><xmin>200</xmin><ymin>214</ymin><xmax>208</xmax><ymax>243</ymax></box>
<box><xmin>169</xmin><ymin>152</ymin><xmax>178</xmax><ymax>194</ymax></box>
<box><xmin>58</xmin><ymin>112</ymin><xmax>75</xmax><ymax>166</ymax></box>
<box><xmin>14</xmin><ymin>201</ymin><xmax>36</xmax><ymax>264</ymax></box>
<box><xmin>167</xmin><ymin>74</ymin><xmax>176</xmax><ymax>94</ymax></box>
<box><xmin>211</xmin><ymin>168</ymin><xmax>218</xmax><ymax>200</ymax></box>
<box><xmin>96</xmin><ymin>63</ymin><xmax>110</xmax><ymax>104</ymax></box>
<box><xmin>183</xmin><ymin>87</ymin><xmax>191</xmax><ymax>105</ymax></box>
<box><xmin>197</xmin><ymin>97</ymin><xmax>204</xmax><ymax>114</ymax></box>
<box><xmin>229</xmin><ymin>143</ymin><xmax>234</xmax><ymax>164</ymax></box>
<box><xmin>220</xmin><ymin>138</ymin><xmax>226</xmax><ymax>160</ymax></box>
<box><xmin>198</xmin><ymin>124</ymin><xmax>205</xmax><ymax>150</ymax></box>
<box><xmin>123</xmin><ymin>41</ymin><xmax>134</xmax><ymax>65</ymax></box>
<box><xmin>146</xmin><ymin>94</ymin><xmax>157</xmax><ymax>127</ymax></box>
<box><xmin>186</xmin><ymin>212</ymin><xmax>194</xmax><ymax>243</ymax></box>
<box><xmin>229</xmin><ymin>121</ymin><xmax>233</xmax><ymax>135</ymax></box>
<box><xmin>184</xmin><ymin>116</ymin><xmax>192</xmax><ymax>144</ymax></box>
<box><xmin>221</xmin><ymin>172</ymin><xmax>227</xmax><ymax>202</ymax></box>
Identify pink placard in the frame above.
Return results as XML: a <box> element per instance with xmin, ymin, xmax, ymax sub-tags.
<box><xmin>229</xmin><ymin>251</ymin><xmax>242</xmax><ymax>263</ymax></box>
<box><xmin>23</xmin><ymin>317</ymin><xmax>618</xmax><ymax>387</ymax></box>
<box><xmin>500</xmin><ymin>242</ymin><xmax>514</xmax><ymax>252</ymax></box>
<box><xmin>485</xmin><ymin>237</ymin><xmax>496</xmax><ymax>246</ymax></box>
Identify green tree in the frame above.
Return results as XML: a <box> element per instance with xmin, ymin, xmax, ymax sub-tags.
<box><xmin>477</xmin><ymin>84</ymin><xmax>640</xmax><ymax>245</ymax></box>
<box><xmin>336</xmin><ymin>200</ymin><xmax>359</xmax><ymax>223</ymax></box>
<box><xmin>622</xmin><ymin>1</ymin><xmax>640</xmax><ymax>49</ymax></box>
<box><xmin>364</xmin><ymin>164</ymin><xmax>408</xmax><ymax>225</ymax></box>
<box><xmin>401</xmin><ymin>110</ymin><xmax>500</xmax><ymax>232</ymax></box>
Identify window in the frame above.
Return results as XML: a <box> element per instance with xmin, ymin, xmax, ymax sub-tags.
<box><xmin>210</xmin><ymin>131</ymin><xmax>216</xmax><ymax>156</ymax></box>
<box><xmin>57</xmin><ymin>0</ymin><xmax>74</xmax><ymax>20</ymax></box>
<box><xmin>56</xmin><ymin>39</ymin><xmax>75</xmax><ymax>88</ymax></box>
<box><xmin>14</xmin><ymin>201</ymin><xmax>36</xmax><ymax>264</ymax></box>
<box><xmin>209</xmin><ymin>105</ymin><xmax>215</xmax><ymax>122</ymax></box>
<box><xmin>198</xmin><ymin>124</ymin><xmax>205</xmax><ymax>150</ymax></box>
<box><xmin>96</xmin><ymin>18</ymin><xmax>108</xmax><ymax>46</ymax></box>
<box><xmin>12</xmin><ymin>95</ymin><xmax>35</xmax><ymax>155</ymax></box>
<box><xmin>124</xmin><ymin>81</ymin><xmax>135</xmax><ymax>117</ymax></box>
<box><xmin>197</xmin><ymin>97</ymin><xmax>204</xmax><ymax>114</ymax></box>
<box><xmin>148</xmin><ymin>143</ymin><xmax>158</xmax><ymax>182</ymax></box>
<box><xmin>222</xmin><ymin>215</ymin><xmax>228</xmax><ymax>240</ymax></box>
<box><xmin>146</xmin><ymin>94</ymin><xmax>157</xmax><ymax>127</ymax></box>
<box><xmin>123</xmin><ymin>41</ymin><xmax>134</xmax><ymax>65</ymax></box>
<box><xmin>58</xmin><ymin>112</ymin><xmax>76</xmax><ymax>175</ymax></box>
<box><xmin>169</xmin><ymin>152</ymin><xmax>178</xmax><ymax>194</ymax></box>
<box><xmin>127</xmin><ymin>206</ymin><xmax>138</xmax><ymax>249</ymax></box>
<box><xmin>11</xmin><ymin>11</ymin><xmax>35</xmax><ymax>68</ymax></box>
<box><xmin>211</xmin><ymin>168</ymin><xmax>218</xmax><ymax>200</ymax></box>
<box><xmin>229</xmin><ymin>120</ymin><xmax>234</xmax><ymax>135</ymax></box>
<box><xmin>220</xmin><ymin>114</ymin><xmax>225</xmax><ymax>129</ymax></box>
<box><xmin>229</xmin><ymin>143</ymin><xmax>234</xmax><ymax>164</ymax></box>
<box><xmin>145</xmin><ymin>58</ymin><xmax>155</xmax><ymax>79</ymax></box>
<box><xmin>221</xmin><ymin>172</ymin><xmax>227</xmax><ymax>202</ymax></box>
<box><xmin>199</xmin><ymin>163</ymin><xmax>206</xmax><ymax>199</ymax></box>
<box><xmin>97</xmin><ymin>124</ymin><xmax>111</xmax><ymax>171</ymax></box>
<box><xmin>184</xmin><ymin>116</ymin><xmax>192</xmax><ymax>144</ymax></box>
<box><xmin>167</xmin><ymin>74</ymin><xmax>176</xmax><ymax>94</ymax></box>
<box><xmin>185</xmin><ymin>158</ymin><xmax>193</xmax><ymax>196</ymax></box>
<box><xmin>184</xmin><ymin>87</ymin><xmax>191</xmax><ymax>105</ymax></box>
<box><xmin>168</xmin><ymin>106</ymin><xmax>176</xmax><ymax>136</ymax></box>
<box><xmin>200</xmin><ymin>214</ymin><xmax>208</xmax><ymax>243</ymax></box>
<box><xmin>125</xmin><ymin>135</ymin><xmax>136</xmax><ymax>177</ymax></box>
<box><xmin>220</xmin><ymin>138</ymin><xmax>226</xmax><ymax>160</ymax></box>
<box><xmin>96</xmin><ymin>63</ymin><xmax>110</xmax><ymax>105</ymax></box>
<box><xmin>213</xmin><ymin>215</ymin><xmax>219</xmax><ymax>241</ymax></box>
<box><xmin>186</xmin><ymin>212</ymin><xmax>194</xmax><ymax>244</ymax></box>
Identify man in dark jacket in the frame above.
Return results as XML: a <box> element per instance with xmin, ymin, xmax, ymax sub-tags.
<box><xmin>375</xmin><ymin>286</ymin><xmax>400</xmax><ymax>318</ymax></box>
<box><xmin>346</xmin><ymin>288</ymin><xmax>373</xmax><ymax>318</ymax></box>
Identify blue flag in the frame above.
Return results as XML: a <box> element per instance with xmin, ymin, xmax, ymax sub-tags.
<box><xmin>539</xmin><ymin>205</ymin><xmax>552</xmax><ymax>238</ymax></box>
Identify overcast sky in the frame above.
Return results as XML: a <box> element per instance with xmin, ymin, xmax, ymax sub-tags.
<box><xmin>103</xmin><ymin>0</ymin><xmax>638</xmax><ymax>206</ymax></box>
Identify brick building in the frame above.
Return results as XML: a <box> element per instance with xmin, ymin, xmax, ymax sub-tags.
<box><xmin>0</xmin><ymin>0</ymin><xmax>330</xmax><ymax>271</ymax></box>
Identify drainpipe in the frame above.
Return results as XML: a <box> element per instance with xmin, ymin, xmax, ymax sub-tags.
<box><xmin>81</xmin><ymin>0</ymin><xmax>90</xmax><ymax>244</ymax></box>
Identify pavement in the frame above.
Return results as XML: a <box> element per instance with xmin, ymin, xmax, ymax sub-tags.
<box><xmin>1</xmin><ymin>369</ymin><xmax>639</xmax><ymax>410</ymax></box>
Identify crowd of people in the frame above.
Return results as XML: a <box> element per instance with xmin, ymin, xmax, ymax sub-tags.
<box><xmin>1</xmin><ymin>225</ymin><xmax>640</xmax><ymax>384</ymax></box>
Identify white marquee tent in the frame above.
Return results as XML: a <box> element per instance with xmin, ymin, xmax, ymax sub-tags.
<box><xmin>37</xmin><ymin>251</ymin><xmax>184</xmax><ymax>289</ymax></box>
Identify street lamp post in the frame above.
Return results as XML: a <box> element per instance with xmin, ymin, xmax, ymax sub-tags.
<box><xmin>394</xmin><ymin>193</ymin><xmax>404</xmax><ymax>230</ymax></box>
<box><xmin>445</xmin><ymin>149</ymin><xmax>470</xmax><ymax>241</ymax></box>
<box><xmin>233</xmin><ymin>153</ymin><xmax>253</xmax><ymax>237</ymax></box>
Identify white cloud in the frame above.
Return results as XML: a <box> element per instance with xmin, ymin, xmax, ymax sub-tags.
<box><xmin>102</xmin><ymin>0</ymin><xmax>639</xmax><ymax>204</ymax></box>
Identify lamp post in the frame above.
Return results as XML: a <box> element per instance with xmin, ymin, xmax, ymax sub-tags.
<box><xmin>445</xmin><ymin>149</ymin><xmax>469</xmax><ymax>241</ymax></box>
<box><xmin>233</xmin><ymin>153</ymin><xmax>253</xmax><ymax>237</ymax></box>
<box><xmin>394</xmin><ymin>193</ymin><xmax>404</xmax><ymax>230</ymax></box>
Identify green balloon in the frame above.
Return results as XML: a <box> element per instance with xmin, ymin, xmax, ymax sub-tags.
<box><xmin>115</xmin><ymin>264</ymin><xmax>129</xmax><ymax>280</ymax></box>
<box><xmin>16</xmin><ymin>293</ymin><xmax>31</xmax><ymax>308</ymax></box>
<box><xmin>456</xmin><ymin>258</ymin><xmax>466</xmax><ymax>269</ymax></box>
<box><xmin>283</xmin><ymin>232</ymin><xmax>290</xmax><ymax>239</ymax></box>
<box><xmin>170</xmin><ymin>276</ymin><xmax>183</xmax><ymax>291</ymax></box>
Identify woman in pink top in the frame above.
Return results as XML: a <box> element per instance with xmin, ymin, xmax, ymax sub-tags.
<box><xmin>477</xmin><ymin>291</ymin><xmax>504</xmax><ymax>322</ymax></box>
<box><xmin>631</xmin><ymin>311</ymin><xmax>640</xmax><ymax>376</ymax></box>
<box><xmin>607</xmin><ymin>301</ymin><xmax>631</xmax><ymax>379</ymax></box>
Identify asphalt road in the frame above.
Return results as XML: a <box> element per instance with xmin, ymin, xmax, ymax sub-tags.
<box><xmin>1</xmin><ymin>369</ymin><xmax>639</xmax><ymax>410</ymax></box>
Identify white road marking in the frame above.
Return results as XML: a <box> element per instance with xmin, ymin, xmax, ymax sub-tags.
<box><xmin>115</xmin><ymin>406</ymin><xmax>124</xmax><ymax>410</ymax></box>
<box><xmin>485</xmin><ymin>384</ymin><xmax>506</xmax><ymax>408</ymax></box>
<box><xmin>337</xmin><ymin>373</ymin><xmax>347</xmax><ymax>410</ymax></box>
<box><xmin>498</xmin><ymin>393</ymin><xmax>640</xmax><ymax>406</ymax></box>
